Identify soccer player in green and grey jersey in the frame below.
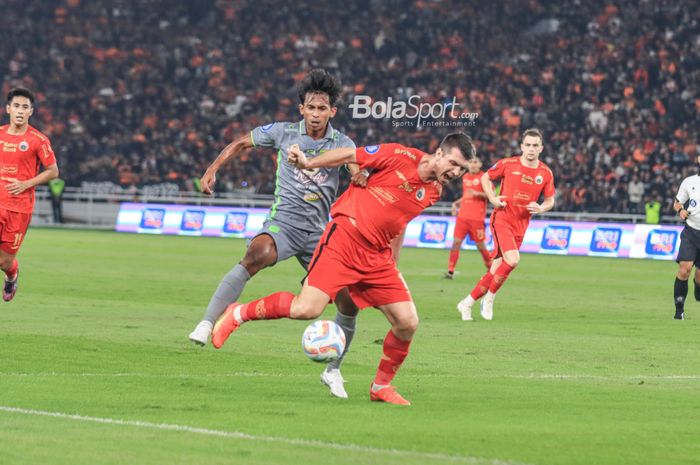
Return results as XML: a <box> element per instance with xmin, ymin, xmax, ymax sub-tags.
<box><xmin>189</xmin><ymin>69</ymin><xmax>362</xmax><ymax>398</ymax></box>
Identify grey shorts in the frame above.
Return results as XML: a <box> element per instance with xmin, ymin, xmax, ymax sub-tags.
<box><xmin>251</xmin><ymin>219</ymin><xmax>323</xmax><ymax>269</ymax></box>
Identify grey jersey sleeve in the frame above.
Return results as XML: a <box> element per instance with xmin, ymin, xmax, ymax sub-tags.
<box><xmin>251</xmin><ymin>123</ymin><xmax>286</xmax><ymax>149</ymax></box>
<box><xmin>338</xmin><ymin>133</ymin><xmax>356</xmax><ymax>150</ymax></box>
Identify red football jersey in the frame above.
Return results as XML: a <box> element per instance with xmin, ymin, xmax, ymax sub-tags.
<box><xmin>487</xmin><ymin>156</ymin><xmax>555</xmax><ymax>234</ymax></box>
<box><xmin>457</xmin><ymin>171</ymin><xmax>487</xmax><ymax>221</ymax></box>
<box><xmin>0</xmin><ymin>125</ymin><xmax>57</xmax><ymax>213</ymax></box>
<box><xmin>331</xmin><ymin>143</ymin><xmax>443</xmax><ymax>249</ymax></box>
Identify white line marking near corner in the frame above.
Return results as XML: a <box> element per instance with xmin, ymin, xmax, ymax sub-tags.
<box><xmin>0</xmin><ymin>405</ymin><xmax>533</xmax><ymax>465</ymax></box>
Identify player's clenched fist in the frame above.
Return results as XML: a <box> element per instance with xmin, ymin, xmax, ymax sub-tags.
<box><xmin>287</xmin><ymin>144</ymin><xmax>309</xmax><ymax>169</ymax></box>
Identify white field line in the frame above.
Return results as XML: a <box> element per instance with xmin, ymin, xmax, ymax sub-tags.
<box><xmin>0</xmin><ymin>405</ymin><xmax>530</xmax><ymax>465</ymax></box>
<box><xmin>0</xmin><ymin>372</ymin><xmax>698</xmax><ymax>380</ymax></box>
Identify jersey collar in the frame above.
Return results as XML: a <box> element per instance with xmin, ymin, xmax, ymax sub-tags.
<box><xmin>298</xmin><ymin>120</ymin><xmax>334</xmax><ymax>140</ymax></box>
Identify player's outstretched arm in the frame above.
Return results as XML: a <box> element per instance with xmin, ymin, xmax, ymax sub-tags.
<box><xmin>5</xmin><ymin>163</ymin><xmax>59</xmax><ymax>196</ymax></box>
<box><xmin>200</xmin><ymin>134</ymin><xmax>254</xmax><ymax>195</ymax></box>
<box><xmin>287</xmin><ymin>145</ymin><xmax>357</xmax><ymax>170</ymax></box>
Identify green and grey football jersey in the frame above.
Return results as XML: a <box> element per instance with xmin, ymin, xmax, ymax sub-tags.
<box><xmin>250</xmin><ymin>120</ymin><xmax>355</xmax><ymax>232</ymax></box>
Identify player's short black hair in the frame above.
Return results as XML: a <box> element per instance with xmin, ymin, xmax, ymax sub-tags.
<box><xmin>7</xmin><ymin>87</ymin><xmax>35</xmax><ymax>105</ymax></box>
<box><xmin>439</xmin><ymin>132</ymin><xmax>476</xmax><ymax>160</ymax></box>
<box><xmin>298</xmin><ymin>69</ymin><xmax>341</xmax><ymax>107</ymax></box>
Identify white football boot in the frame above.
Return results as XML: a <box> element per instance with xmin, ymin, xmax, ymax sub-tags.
<box><xmin>321</xmin><ymin>367</ymin><xmax>348</xmax><ymax>399</ymax></box>
<box><xmin>188</xmin><ymin>320</ymin><xmax>213</xmax><ymax>346</ymax></box>
<box><xmin>457</xmin><ymin>296</ymin><xmax>474</xmax><ymax>321</ymax></box>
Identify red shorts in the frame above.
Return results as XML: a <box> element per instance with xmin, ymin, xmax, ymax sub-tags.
<box><xmin>490</xmin><ymin>216</ymin><xmax>524</xmax><ymax>258</ymax></box>
<box><xmin>454</xmin><ymin>217</ymin><xmax>486</xmax><ymax>243</ymax></box>
<box><xmin>306</xmin><ymin>216</ymin><xmax>412</xmax><ymax>309</ymax></box>
<box><xmin>0</xmin><ymin>208</ymin><xmax>32</xmax><ymax>254</ymax></box>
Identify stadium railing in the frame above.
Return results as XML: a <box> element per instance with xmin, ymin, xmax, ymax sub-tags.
<box><xmin>31</xmin><ymin>186</ymin><xmax>680</xmax><ymax>228</ymax></box>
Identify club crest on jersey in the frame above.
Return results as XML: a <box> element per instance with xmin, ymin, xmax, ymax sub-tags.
<box><xmin>691</xmin><ymin>199</ymin><xmax>697</xmax><ymax>208</ymax></box>
<box><xmin>535</xmin><ymin>175</ymin><xmax>543</xmax><ymax>185</ymax></box>
<box><xmin>472</xmin><ymin>178</ymin><xmax>480</xmax><ymax>186</ymax></box>
<box><xmin>364</xmin><ymin>145</ymin><xmax>380</xmax><ymax>154</ymax></box>
<box><xmin>18</xmin><ymin>141</ymin><xmax>29</xmax><ymax>152</ymax></box>
<box><xmin>260</xmin><ymin>123</ymin><xmax>274</xmax><ymax>132</ymax></box>
<box><xmin>416</xmin><ymin>187</ymin><xmax>426</xmax><ymax>201</ymax></box>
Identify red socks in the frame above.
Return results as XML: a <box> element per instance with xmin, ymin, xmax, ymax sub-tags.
<box><xmin>469</xmin><ymin>272</ymin><xmax>493</xmax><ymax>299</ymax></box>
<box><xmin>489</xmin><ymin>261</ymin><xmax>516</xmax><ymax>294</ymax></box>
<box><xmin>240</xmin><ymin>292</ymin><xmax>294</xmax><ymax>321</ymax></box>
<box><xmin>5</xmin><ymin>259</ymin><xmax>18</xmax><ymax>281</ymax></box>
<box><xmin>447</xmin><ymin>247</ymin><xmax>460</xmax><ymax>273</ymax></box>
<box><xmin>478</xmin><ymin>248</ymin><xmax>492</xmax><ymax>268</ymax></box>
<box><xmin>373</xmin><ymin>330</ymin><xmax>411</xmax><ymax>386</ymax></box>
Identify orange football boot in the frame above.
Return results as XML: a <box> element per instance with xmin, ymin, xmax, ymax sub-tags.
<box><xmin>211</xmin><ymin>303</ymin><xmax>241</xmax><ymax>349</ymax></box>
<box><xmin>369</xmin><ymin>385</ymin><xmax>411</xmax><ymax>405</ymax></box>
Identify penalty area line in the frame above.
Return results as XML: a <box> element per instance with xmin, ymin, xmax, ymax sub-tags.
<box><xmin>0</xmin><ymin>405</ymin><xmax>531</xmax><ymax>465</ymax></box>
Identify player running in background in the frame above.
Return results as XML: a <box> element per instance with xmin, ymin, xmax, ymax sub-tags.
<box><xmin>671</xmin><ymin>164</ymin><xmax>700</xmax><ymax>320</ymax></box>
<box><xmin>443</xmin><ymin>155</ymin><xmax>491</xmax><ymax>280</ymax></box>
<box><xmin>187</xmin><ymin>69</ymin><xmax>362</xmax><ymax>398</ymax></box>
<box><xmin>211</xmin><ymin>133</ymin><xmax>475</xmax><ymax>405</ymax></box>
<box><xmin>457</xmin><ymin>129</ymin><xmax>555</xmax><ymax>321</ymax></box>
<box><xmin>0</xmin><ymin>88</ymin><xmax>59</xmax><ymax>301</ymax></box>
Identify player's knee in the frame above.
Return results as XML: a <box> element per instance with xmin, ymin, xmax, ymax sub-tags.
<box><xmin>394</xmin><ymin>313</ymin><xmax>419</xmax><ymax>338</ymax></box>
<box><xmin>290</xmin><ymin>298</ymin><xmax>323</xmax><ymax>320</ymax></box>
<box><xmin>678</xmin><ymin>264</ymin><xmax>693</xmax><ymax>280</ymax></box>
<box><xmin>0</xmin><ymin>256</ymin><xmax>13</xmax><ymax>270</ymax></box>
<box><xmin>504</xmin><ymin>256</ymin><xmax>520</xmax><ymax>268</ymax></box>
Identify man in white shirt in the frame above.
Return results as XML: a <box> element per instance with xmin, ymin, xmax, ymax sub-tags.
<box><xmin>672</xmin><ymin>170</ymin><xmax>700</xmax><ymax>320</ymax></box>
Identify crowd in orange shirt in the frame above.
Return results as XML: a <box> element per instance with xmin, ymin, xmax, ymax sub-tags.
<box><xmin>2</xmin><ymin>0</ymin><xmax>698</xmax><ymax>213</ymax></box>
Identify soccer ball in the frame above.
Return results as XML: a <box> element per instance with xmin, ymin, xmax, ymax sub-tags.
<box><xmin>301</xmin><ymin>320</ymin><xmax>346</xmax><ymax>363</ymax></box>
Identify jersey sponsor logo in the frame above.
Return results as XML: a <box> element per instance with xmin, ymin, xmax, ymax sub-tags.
<box><xmin>223</xmin><ymin>211</ymin><xmax>248</xmax><ymax>233</ymax></box>
<box><xmin>645</xmin><ymin>229</ymin><xmax>678</xmax><ymax>256</ymax></box>
<box><xmin>589</xmin><ymin>227</ymin><xmax>621</xmax><ymax>253</ymax></box>
<box><xmin>304</xmin><ymin>192</ymin><xmax>321</xmax><ymax>202</ymax></box>
<box><xmin>180</xmin><ymin>210</ymin><xmax>205</xmax><ymax>231</ymax></box>
<box><xmin>416</xmin><ymin>187</ymin><xmax>425</xmax><ymax>201</ymax></box>
<box><xmin>535</xmin><ymin>175</ymin><xmax>543</xmax><ymax>185</ymax></box>
<box><xmin>139</xmin><ymin>208</ymin><xmax>165</xmax><ymax>229</ymax></box>
<box><xmin>394</xmin><ymin>148</ymin><xmax>416</xmax><ymax>159</ymax></box>
<box><xmin>2</xmin><ymin>142</ymin><xmax>16</xmax><ymax>152</ymax></box>
<box><xmin>521</xmin><ymin>174</ymin><xmax>534</xmax><ymax>185</ymax></box>
<box><xmin>18</xmin><ymin>141</ymin><xmax>29</xmax><ymax>152</ymax></box>
<box><xmin>419</xmin><ymin>220</ymin><xmax>448</xmax><ymax>244</ymax></box>
<box><xmin>541</xmin><ymin>225</ymin><xmax>572</xmax><ymax>250</ymax></box>
<box><xmin>0</xmin><ymin>163</ymin><xmax>18</xmax><ymax>175</ymax></box>
<box><xmin>398</xmin><ymin>181</ymin><xmax>414</xmax><ymax>193</ymax></box>
<box><xmin>260</xmin><ymin>123</ymin><xmax>274</xmax><ymax>132</ymax></box>
<box><xmin>294</xmin><ymin>167</ymin><xmax>329</xmax><ymax>185</ymax></box>
<box><xmin>364</xmin><ymin>145</ymin><xmax>380</xmax><ymax>154</ymax></box>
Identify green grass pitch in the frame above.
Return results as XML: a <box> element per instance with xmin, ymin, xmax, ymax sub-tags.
<box><xmin>0</xmin><ymin>228</ymin><xmax>698</xmax><ymax>465</ymax></box>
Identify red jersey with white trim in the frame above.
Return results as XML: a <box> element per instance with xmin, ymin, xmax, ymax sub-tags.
<box><xmin>487</xmin><ymin>156</ymin><xmax>555</xmax><ymax>235</ymax></box>
<box><xmin>331</xmin><ymin>143</ymin><xmax>443</xmax><ymax>249</ymax></box>
<box><xmin>457</xmin><ymin>171</ymin><xmax>487</xmax><ymax>221</ymax></box>
<box><xmin>0</xmin><ymin>125</ymin><xmax>57</xmax><ymax>213</ymax></box>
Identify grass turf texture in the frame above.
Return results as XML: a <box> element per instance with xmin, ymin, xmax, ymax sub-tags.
<box><xmin>0</xmin><ymin>228</ymin><xmax>698</xmax><ymax>465</ymax></box>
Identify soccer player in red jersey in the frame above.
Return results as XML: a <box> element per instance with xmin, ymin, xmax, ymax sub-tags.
<box><xmin>211</xmin><ymin>133</ymin><xmax>475</xmax><ymax>405</ymax></box>
<box><xmin>0</xmin><ymin>87</ymin><xmax>59</xmax><ymax>301</ymax></box>
<box><xmin>444</xmin><ymin>155</ymin><xmax>491</xmax><ymax>280</ymax></box>
<box><xmin>457</xmin><ymin>129</ymin><xmax>555</xmax><ymax>321</ymax></box>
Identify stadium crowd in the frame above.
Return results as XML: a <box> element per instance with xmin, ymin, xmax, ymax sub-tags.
<box><xmin>1</xmin><ymin>0</ymin><xmax>698</xmax><ymax>214</ymax></box>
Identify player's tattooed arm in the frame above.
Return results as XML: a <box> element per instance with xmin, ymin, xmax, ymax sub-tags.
<box><xmin>200</xmin><ymin>133</ymin><xmax>254</xmax><ymax>194</ymax></box>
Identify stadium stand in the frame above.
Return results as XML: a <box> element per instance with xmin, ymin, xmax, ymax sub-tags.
<box><xmin>1</xmin><ymin>0</ymin><xmax>698</xmax><ymax>214</ymax></box>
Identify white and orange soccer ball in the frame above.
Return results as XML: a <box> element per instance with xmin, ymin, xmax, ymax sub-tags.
<box><xmin>301</xmin><ymin>320</ymin><xmax>346</xmax><ymax>362</ymax></box>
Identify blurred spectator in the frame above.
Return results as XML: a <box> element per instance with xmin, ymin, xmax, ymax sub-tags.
<box><xmin>0</xmin><ymin>0</ymin><xmax>697</xmax><ymax>214</ymax></box>
<box><xmin>645</xmin><ymin>192</ymin><xmax>663</xmax><ymax>224</ymax></box>
<box><xmin>628</xmin><ymin>175</ymin><xmax>645</xmax><ymax>214</ymax></box>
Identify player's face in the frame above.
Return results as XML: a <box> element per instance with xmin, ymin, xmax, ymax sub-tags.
<box><xmin>435</xmin><ymin>147</ymin><xmax>469</xmax><ymax>185</ymax></box>
<box><xmin>6</xmin><ymin>96</ymin><xmax>33</xmax><ymax>127</ymax></box>
<box><xmin>520</xmin><ymin>135</ymin><xmax>543</xmax><ymax>161</ymax></box>
<box><xmin>299</xmin><ymin>92</ymin><xmax>336</xmax><ymax>135</ymax></box>
<box><xmin>467</xmin><ymin>157</ymin><xmax>482</xmax><ymax>174</ymax></box>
